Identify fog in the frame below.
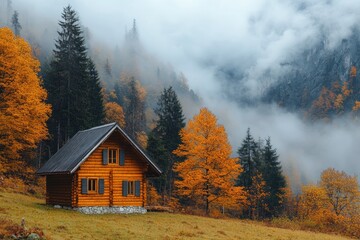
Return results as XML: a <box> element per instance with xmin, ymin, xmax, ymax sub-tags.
<box><xmin>2</xmin><ymin>0</ymin><xmax>360</xmax><ymax>185</ymax></box>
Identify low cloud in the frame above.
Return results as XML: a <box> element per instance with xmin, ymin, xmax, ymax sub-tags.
<box><xmin>3</xmin><ymin>0</ymin><xmax>360</xmax><ymax>185</ymax></box>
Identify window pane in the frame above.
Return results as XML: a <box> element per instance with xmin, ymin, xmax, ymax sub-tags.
<box><xmin>127</xmin><ymin>181</ymin><xmax>134</xmax><ymax>195</ymax></box>
<box><xmin>108</xmin><ymin>149</ymin><xmax>118</xmax><ymax>163</ymax></box>
<box><xmin>88</xmin><ymin>179</ymin><xmax>97</xmax><ymax>192</ymax></box>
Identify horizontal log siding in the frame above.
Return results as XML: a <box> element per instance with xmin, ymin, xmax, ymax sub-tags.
<box><xmin>46</xmin><ymin>174</ymin><xmax>72</xmax><ymax>206</ymax></box>
<box><xmin>76</xmin><ymin>132</ymin><xmax>147</xmax><ymax>207</ymax></box>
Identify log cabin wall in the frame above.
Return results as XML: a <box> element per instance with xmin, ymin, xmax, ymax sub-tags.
<box><xmin>75</xmin><ymin>131</ymin><xmax>147</xmax><ymax>207</ymax></box>
<box><xmin>46</xmin><ymin>174</ymin><xmax>72</xmax><ymax>206</ymax></box>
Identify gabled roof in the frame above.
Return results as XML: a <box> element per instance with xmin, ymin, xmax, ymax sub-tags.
<box><xmin>36</xmin><ymin>122</ymin><xmax>161</xmax><ymax>176</ymax></box>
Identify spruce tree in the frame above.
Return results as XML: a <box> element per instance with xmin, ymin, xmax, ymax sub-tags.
<box><xmin>237</xmin><ymin>128</ymin><xmax>261</xmax><ymax>188</ymax></box>
<box><xmin>147</xmin><ymin>87</ymin><xmax>185</xmax><ymax>200</ymax></box>
<box><xmin>262</xmin><ymin>137</ymin><xmax>286</xmax><ymax>217</ymax></box>
<box><xmin>87</xmin><ymin>59</ymin><xmax>104</xmax><ymax>126</ymax></box>
<box><xmin>11</xmin><ymin>10</ymin><xmax>21</xmax><ymax>36</ymax></box>
<box><xmin>45</xmin><ymin>5</ymin><xmax>104</xmax><ymax>152</ymax></box>
<box><xmin>237</xmin><ymin>129</ymin><xmax>266</xmax><ymax>218</ymax></box>
<box><xmin>123</xmin><ymin>77</ymin><xmax>146</xmax><ymax>140</ymax></box>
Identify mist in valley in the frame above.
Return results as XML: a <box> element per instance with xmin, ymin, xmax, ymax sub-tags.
<box><xmin>2</xmin><ymin>0</ymin><xmax>360</xmax><ymax>187</ymax></box>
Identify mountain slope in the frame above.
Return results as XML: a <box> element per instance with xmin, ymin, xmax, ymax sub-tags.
<box><xmin>265</xmin><ymin>31</ymin><xmax>360</xmax><ymax>116</ymax></box>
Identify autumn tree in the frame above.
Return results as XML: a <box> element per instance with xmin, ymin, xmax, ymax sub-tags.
<box><xmin>282</xmin><ymin>176</ymin><xmax>298</xmax><ymax>219</ymax></box>
<box><xmin>298</xmin><ymin>184</ymin><xmax>330</xmax><ymax>220</ymax></box>
<box><xmin>247</xmin><ymin>171</ymin><xmax>269</xmax><ymax>219</ymax></box>
<box><xmin>351</xmin><ymin>66</ymin><xmax>357</xmax><ymax>78</ymax></box>
<box><xmin>173</xmin><ymin>108</ymin><xmax>246</xmax><ymax>215</ymax></box>
<box><xmin>104</xmin><ymin>102</ymin><xmax>125</xmax><ymax>128</ymax></box>
<box><xmin>309</xmin><ymin>87</ymin><xmax>335</xmax><ymax>120</ymax></box>
<box><xmin>352</xmin><ymin>100</ymin><xmax>360</xmax><ymax>119</ymax></box>
<box><xmin>297</xmin><ymin>168</ymin><xmax>360</xmax><ymax>238</ymax></box>
<box><xmin>147</xmin><ymin>87</ymin><xmax>185</xmax><ymax>201</ymax></box>
<box><xmin>45</xmin><ymin>5</ymin><xmax>104</xmax><ymax>153</ymax></box>
<box><xmin>320</xmin><ymin>168</ymin><xmax>360</xmax><ymax>216</ymax></box>
<box><xmin>0</xmin><ymin>27</ymin><xmax>51</xmax><ymax>173</ymax></box>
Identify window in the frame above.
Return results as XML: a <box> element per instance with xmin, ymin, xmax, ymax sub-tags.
<box><xmin>81</xmin><ymin>178</ymin><xmax>104</xmax><ymax>194</ymax></box>
<box><xmin>122</xmin><ymin>180</ymin><xmax>140</xmax><ymax>197</ymax></box>
<box><xmin>88</xmin><ymin>178</ymin><xmax>97</xmax><ymax>193</ymax></box>
<box><xmin>108</xmin><ymin>149</ymin><xmax>118</xmax><ymax>164</ymax></box>
<box><xmin>128</xmin><ymin>181</ymin><xmax>134</xmax><ymax>195</ymax></box>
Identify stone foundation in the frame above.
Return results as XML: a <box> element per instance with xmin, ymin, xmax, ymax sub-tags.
<box><xmin>53</xmin><ymin>205</ymin><xmax>147</xmax><ymax>214</ymax></box>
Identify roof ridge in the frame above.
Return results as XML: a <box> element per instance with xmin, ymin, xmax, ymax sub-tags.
<box><xmin>80</xmin><ymin>122</ymin><xmax>117</xmax><ymax>132</ymax></box>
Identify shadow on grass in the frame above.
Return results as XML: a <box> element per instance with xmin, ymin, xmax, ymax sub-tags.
<box><xmin>34</xmin><ymin>203</ymin><xmax>55</xmax><ymax>211</ymax></box>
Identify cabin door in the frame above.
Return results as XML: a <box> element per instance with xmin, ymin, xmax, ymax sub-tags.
<box><xmin>109</xmin><ymin>170</ymin><xmax>114</xmax><ymax>206</ymax></box>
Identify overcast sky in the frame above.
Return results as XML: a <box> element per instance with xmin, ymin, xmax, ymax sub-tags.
<box><xmin>7</xmin><ymin>0</ymin><xmax>360</xmax><ymax>185</ymax></box>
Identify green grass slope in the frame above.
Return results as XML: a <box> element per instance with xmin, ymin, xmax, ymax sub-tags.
<box><xmin>0</xmin><ymin>192</ymin><xmax>350</xmax><ymax>240</ymax></box>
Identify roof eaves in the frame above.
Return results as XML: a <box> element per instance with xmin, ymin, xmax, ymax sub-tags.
<box><xmin>37</xmin><ymin>171</ymin><xmax>71</xmax><ymax>176</ymax></box>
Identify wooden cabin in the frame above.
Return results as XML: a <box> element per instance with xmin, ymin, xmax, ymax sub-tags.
<box><xmin>36</xmin><ymin>123</ymin><xmax>161</xmax><ymax>208</ymax></box>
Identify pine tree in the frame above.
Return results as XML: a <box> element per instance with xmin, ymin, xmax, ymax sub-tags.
<box><xmin>45</xmin><ymin>5</ymin><xmax>104</xmax><ymax>153</ymax></box>
<box><xmin>262</xmin><ymin>137</ymin><xmax>286</xmax><ymax>217</ymax></box>
<box><xmin>237</xmin><ymin>129</ymin><xmax>269</xmax><ymax>218</ymax></box>
<box><xmin>87</xmin><ymin>59</ymin><xmax>104</xmax><ymax>125</ymax></box>
<box><xmin>104</xmin><ymin>58</ymin><xmax>112</xmax><ymax>80</ymax></box>
<box><xmin>11</xmin><ymin>10</ymin><xmax>21</xmax><ymax>36</ymax></box>
<box><xmin>123</xmin><ymin>77</ymin><xmax>146</xmax><ymax>141</ymax></box>
<box><xmin>146</xmin><ymin>87</ymin><xmax>185</xmax><ymax>200</ymax></box>
<box><xmin>237</xmin><ymin>128</ymin><xmax>261</xmax><ymax>188</ymax></box>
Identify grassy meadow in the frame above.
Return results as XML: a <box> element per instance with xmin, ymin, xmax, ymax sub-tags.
<box><xmin>0</xmin><ymin>191</ymin><xmax>351</xmax><ymax>240</ymax></box>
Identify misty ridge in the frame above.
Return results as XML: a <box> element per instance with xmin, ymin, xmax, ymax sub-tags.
<box><xmin>1</xmin><ymin>0</ymin><xmax>360</xmax><ymax>187</ymax></box>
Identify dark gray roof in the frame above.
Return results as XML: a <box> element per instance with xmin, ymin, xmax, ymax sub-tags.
<box><xmin>36</xmin><ymin>123</ymin><xmax>161</xmax><ymax>176</ymax></box>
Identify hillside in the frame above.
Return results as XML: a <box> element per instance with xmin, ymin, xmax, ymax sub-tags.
<box><xmin>265</xmin><ymin>31</ymin><xmax>360</xmax><ymax>115</ymax></box>
<box><xmin>0</xmin><ymin>191</ymin><xmax>350</xmax><ymax>240</ymax></box>
<box><xmin>218</xmin><ymin>30</ymin><xmax>360</xmax><ymax>119</ymax></box>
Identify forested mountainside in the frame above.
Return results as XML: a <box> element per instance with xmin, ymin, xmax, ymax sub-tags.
<box><xmin>266</xmin><ymin>31</ymin><xmax>360</xmax><ymax>118</ymax></box>
<box><xmin>217</xmin><ymin>30</ymin><xmax>360</xmax><ymax>120</ymax></box>
<box><xmin>87</xmin><ymin>21</ymin><xmax>201</xmax><ymax>117</ymax></box>
<box><xmin>0</xmin><ymin>3</ymin><xmax>200</xmax><ymax>121</ymax></box>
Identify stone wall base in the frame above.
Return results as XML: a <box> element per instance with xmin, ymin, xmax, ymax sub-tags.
<box><xmin>53</xmin><ymin>205</ymin><xmax>147</xmax><ymax>214</ymax></box>
<box><xmin>76</xmin><ymin>206</ymin><xmax>147</xmax><ymax>214</ymax></box>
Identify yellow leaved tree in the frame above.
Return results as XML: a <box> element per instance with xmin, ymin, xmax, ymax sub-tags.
<box><xmin>173</xmin><ymin>108</ymin><xmax>246</xmax><ymax>215</ymax></box>
<box><xmin>247</xmin><ymin>171</ymin><xmax>269</xmax><ymax>219</ymax></box>
<box><xmin>0</xmin><ymin>27</ymin><xmax>51</xmax><ymax>174</ymax></box>
<box><xmin>320</xmin><ymin>168</ymin><xmax>360</xmax><ymax>216</ymax></box>
<box><xmin>104</xmin><ymin>102</ymin><xmax>126</xmax><ymax>128</ymax></box>
<box><xmin>298</xmin><ymin>184</ymin><xmax>330</xmax><ymax>221</ymax></box>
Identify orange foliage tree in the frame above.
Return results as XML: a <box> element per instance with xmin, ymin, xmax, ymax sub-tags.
<box><xmin>351</xmin><ymin>66</ymin><xmax>357</xmax><ymax>78</ymax></box>
<box><xmin>334</xmin><ymin>94</ymin><xmax>344</xmax><ymax>111</ymax></box>
<box><xmin>352</xmin><ymin>101</ymin><xmax>360</xmax><ymax>119</ymax></box>
<box><xmin>247</xmin><ymin>171</ymin><xmax>269</xmax><ymax>219</ymax></box>
<box><xmin>341</xmin><ymin>81</ymin><xmax>351</xmax><ymax>97</ymax></box>
<box><xmin>296</xmin><ymin>168</ymin><xmax>360</xmax><ymax>237</ymax></box>
<box><xmin>298</xmin><ymin>184</ymin><xmax>330</xmax><ymax>220</ymax></box>
<box><xmin>309</xmin><ymin>87</ymin><xmax>335</xmax><ymax>119</ymax></box>
<box><xmin>104</xmin><ymin>102</ymin><xmax>125</xmax><ymax>128</ymax></box>
<box><xmin>173</xmin><ymin>108</ymin><xmax>246</xmax><ymax>215</ymax></box>
<box><xmin>0</xmin><ymin>27</ymin><xmax>51</xmax><ymax>174</ymax></box>
<box><xmin>320</xmin><ymin>168</ymin><xmax>360</xmax><ymax>216</ymax></box>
